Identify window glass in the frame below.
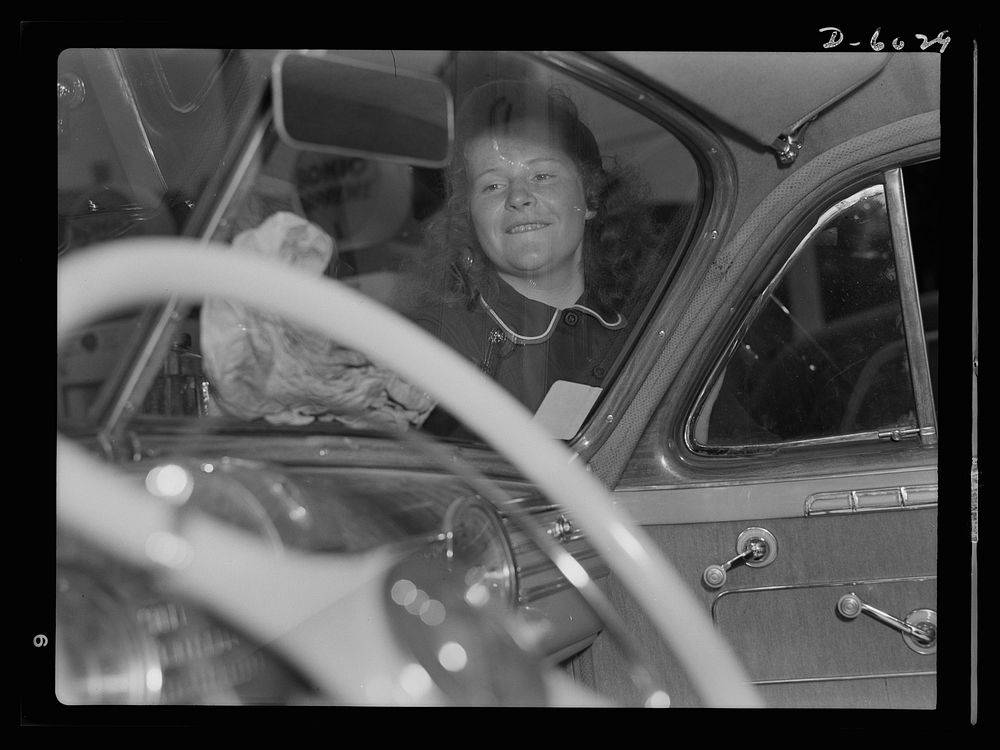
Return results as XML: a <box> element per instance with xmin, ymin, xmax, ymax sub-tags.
<box><xmin>691</xmin><ymin>182</ymin><xmax>919</xmax><ymax>449</ymax></box>
<box><xmin>198</xmin><ymin>52</ymin><xmax>701</xmax><ymax>439</ymax></box>
<box><xmin>58</xmin><ymin>50</ymin><xmax>700</xmax><ymax>440</ymax></box>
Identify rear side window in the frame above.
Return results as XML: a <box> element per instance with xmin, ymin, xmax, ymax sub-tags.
<box><xmin>690</xmin><ymin>162</ymin><xmax>938</xmax><ymax>451</ymax></box>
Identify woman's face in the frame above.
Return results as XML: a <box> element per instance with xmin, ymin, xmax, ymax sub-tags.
<box><xmin>464</xmin><ymin>131</ymin><xmax>593</xmax><ymax>288</ymax></box>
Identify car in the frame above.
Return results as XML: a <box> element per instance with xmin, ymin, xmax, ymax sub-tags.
<box><xmin>43</xmin><ymin>43</ymin><xmax>974</xmax><ymax>715</ymax></box>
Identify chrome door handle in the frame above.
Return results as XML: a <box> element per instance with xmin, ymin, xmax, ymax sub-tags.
<box><xmin>702</xmin><ymin>527</ymin><xmax>777</xmax><ymax>589</ymax></box>
<box><xmin>836</xmin><ymin>592</ymin><xmax>937</xmax><ymax>654</ymax></box>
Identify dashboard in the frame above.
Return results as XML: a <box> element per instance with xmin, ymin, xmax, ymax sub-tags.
<box><xmin>56</xmin><ymin>442</ymin><xmax>606</xmax><ymax>704</ymax></box>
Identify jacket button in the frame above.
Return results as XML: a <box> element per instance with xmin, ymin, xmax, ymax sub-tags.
<box><xmin>592</xmin><ymin>366</ymin><xmax>606</xmax><ymax>378</ymax></box>
<box><xmin>563</xmin><ymin>310</ymin><xmax>580</xmax><ymax>326</ymax></box>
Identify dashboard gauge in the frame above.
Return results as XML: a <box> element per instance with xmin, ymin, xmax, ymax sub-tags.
<box><xmin>441</xmin><ymin>496</ymin><xmax>516</xmax><ymax>608</ymax></box>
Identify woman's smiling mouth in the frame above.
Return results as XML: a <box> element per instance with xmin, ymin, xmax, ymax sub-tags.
<box><xmin>506</xmin><ymin>222</ymin><xmax>550</xmax><ymax>234</ymax></box>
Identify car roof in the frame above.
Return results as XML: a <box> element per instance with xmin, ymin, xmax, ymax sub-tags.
<box><xmin>605</xmin><ymin>52</ymin><xmax>939</xmax><ymax>152</ymax></box>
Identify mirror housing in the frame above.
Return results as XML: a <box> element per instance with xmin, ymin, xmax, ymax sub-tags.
<box><xmin>273</xmin><ymin>52</ymin><xmax>453</xmax><ymax>168</ymax></box>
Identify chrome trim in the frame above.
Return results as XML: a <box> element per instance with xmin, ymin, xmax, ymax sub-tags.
<box><xmin>510</xmin><ymin>531</ymin><xmax>588</xmax><ymax>555</ymax></box>
<box><xmin>711</xmin><ymin>575</ymin><xmax>937</xmax><ymax>620</ymax></box>
<box><xmin>615</xmin><ymin>463</ymin><xmax>938</xmax><ymax>495</ymax></box>
<box><xmin>689</xmin><ymin>429</ymin><xmax>918</xmax><ymax>456</ymax></box>
<box><xmin>501</xmin><ymin>499</ymin><xmax>663</xmax><ymax>701</ymax></box>
<box><xmin>519</xmin><ymin>577</ymin><xmax>592</xmax><ymax>603</ymax></box>
<box><xmin>836</xmin><ymin>593</ymin><xmax>937</xmax><ymax>654</ymax></box>
<box><xmin>503</xmin><ymin>503</ymin><xmax>608</xmax><ymax>604</ymax></box>
<box><xmin>753</xmin><ymin>670</ymin><xmax>935</xmax><ymax>686</ymax></box>
<box><xmin>804</xmin><ymin>483</ymin><xmax>938</xmax><ymax>516</ymax></box>
<box><xmin>878</xmin><ymin>426</ymin><xmax>924</xmax><ymax>442</ymax></box>
<box><xmin>768</xmin><ymin>55</ymin><xmax>892</xmax><ymax>168</ymax></box>
<box><xmin>771</xmin><ymin>115</ymin><xmax>820</xmax><ymax>167</ymax></box>
<box><xmin>885</xmin><ymin>167</ymin><xmax>938</xmax><ymax>444</ymax></box>
<box><xmin>703</xmin><ymin>527</ymin><xmax>778</xmax><ymax>589</ymax></box>
<box><xmin>516</xmin><ymin>547</ymin><xmax>601</xmax><ymax>582</ymax></box>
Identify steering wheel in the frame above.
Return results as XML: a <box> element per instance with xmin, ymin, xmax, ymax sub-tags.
<box><xmin>57</xmin><ymin>239</ymin><xmax>761</xmax><ymax>707</ymax></box>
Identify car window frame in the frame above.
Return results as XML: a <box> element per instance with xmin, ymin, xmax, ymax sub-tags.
<box><xmin>540</xmin><ymin>52</ymin><xmax>734</xmax><ymax>457</ymax></box>
<box><xmin>683</xmin><ymin>163</ymin><xmax>939</xmax><ymax>457</ymax></box>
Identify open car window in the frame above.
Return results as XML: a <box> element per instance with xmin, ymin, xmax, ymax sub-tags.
<box><xmin>58</xmin><ymin>50</ymin><xmax>702</xmax><ymax>442</ymax></box>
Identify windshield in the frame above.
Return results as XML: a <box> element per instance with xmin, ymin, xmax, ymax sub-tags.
<box><xmin>57</xmin><ymin>50</ymin><xmax>702</xmax><ymax>443</ymax></box>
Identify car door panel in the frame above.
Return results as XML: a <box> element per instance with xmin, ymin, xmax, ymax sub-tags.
<box><xmin>582</xmin><ymin>151</ymin><xmax>940</xmax><ymax>708</ymax></box>
<box><xmin>587</xmin><ymin>505</ymin><xmax>936</xmax><ymax>707</ymax></box>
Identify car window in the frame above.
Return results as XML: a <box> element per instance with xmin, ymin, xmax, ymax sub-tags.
<box><xmin>58</xmin><ymin>51</ymin><xmax>701</xmax><ymax>440</ymax></box>
<box><xmin>690</xmin><ymin>162</ymin><xmax>939</xmax><ymax>451</ymax></box>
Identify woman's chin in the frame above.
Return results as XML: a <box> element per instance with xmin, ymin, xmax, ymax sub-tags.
<box><xmin>500</xmin><ymin>261</ymin><xmax>549</xmax><ymax>284</ymax></box>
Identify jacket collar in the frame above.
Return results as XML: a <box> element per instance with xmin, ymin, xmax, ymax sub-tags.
<box><xmin>477</xmin><ymin>274</ymin><xmax>626</xmax><ymax>345</ymax></box>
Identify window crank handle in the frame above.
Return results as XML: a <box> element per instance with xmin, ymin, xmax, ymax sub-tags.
<box><xmin>702</xmin><ymin>528</ymin><xmax>778</xmax><ymax>589</ymax></box>
<box><xmin>836</xmin><ymin>592</ymin><xmax>937</xmax><ymax>653</ymax></box>
<box><xmin>702</xmin><ymin>548</ymin><xmax>755</xmax><ymax>589</ymax></box>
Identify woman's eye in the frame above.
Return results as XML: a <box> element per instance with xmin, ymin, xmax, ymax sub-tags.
<box><xmin>533</xmin><ymin>172</ymin><xmax>555</xmax><ymax>182</ymax></box>
<box><xmin>482</xmin><ymin>182</ymin><xmax>504</xmax><ymax>193</ymax></box>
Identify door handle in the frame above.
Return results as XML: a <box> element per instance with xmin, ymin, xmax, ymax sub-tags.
<box><xmin>836</xmin><ymin>592</ymin><xmax>937</xmax><ymax>654</ymax></box>
<box><xmin>702</xmin><ymin>527</ymin><xmax>777</xmax><ymax>589</ymax></box>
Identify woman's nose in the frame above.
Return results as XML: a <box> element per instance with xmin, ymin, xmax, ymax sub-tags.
<box><xmin>506</xmin><ymin>178</ymin><xmax>534</xmax><ymax>208</ymax></box>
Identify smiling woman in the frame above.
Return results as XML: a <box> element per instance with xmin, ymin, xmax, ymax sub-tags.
<box><xmin>402</xmin><ymin>80</ymin><xmax>670</xmax><ymax>426</ymax></box>
<box><xmin>465</xmin><ymin>133</ymin><xmax>592</xmax><ymax>307</ymax></box>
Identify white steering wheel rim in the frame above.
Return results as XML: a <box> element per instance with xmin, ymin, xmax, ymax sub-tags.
<box><xmin>57</xmin><ymin>239</ymin><xmax>761</xmax><ymax>707</ymax></box>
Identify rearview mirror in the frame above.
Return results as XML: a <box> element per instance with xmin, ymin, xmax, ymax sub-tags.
<box><xmin>273</xmin><ymin>52</ymin><xmax>453</xmax><ymax>168</ymax></box>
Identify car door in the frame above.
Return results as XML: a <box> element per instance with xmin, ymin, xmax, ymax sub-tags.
<box><xmin>568</xmin><ymin>71</ymin><xmax>945</xmax><ymax>707</ymax></box>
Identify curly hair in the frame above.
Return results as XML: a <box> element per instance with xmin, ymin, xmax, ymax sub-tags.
<box><xmin>403</xmin><ymin>81</ymin><xmax>669</xmax><ymax>318</ymax></box>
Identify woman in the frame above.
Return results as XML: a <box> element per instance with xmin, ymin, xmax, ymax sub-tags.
<box><xmin>404</xmin><ymin>80</ymin><xmax>668</xmax><ymax>424</ymax></box>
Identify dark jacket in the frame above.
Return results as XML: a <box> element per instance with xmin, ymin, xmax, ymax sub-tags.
<box><xmin>409</xmin><ymin>273</ymin><xmax>629</xmax><ymax>415</ymax></box>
